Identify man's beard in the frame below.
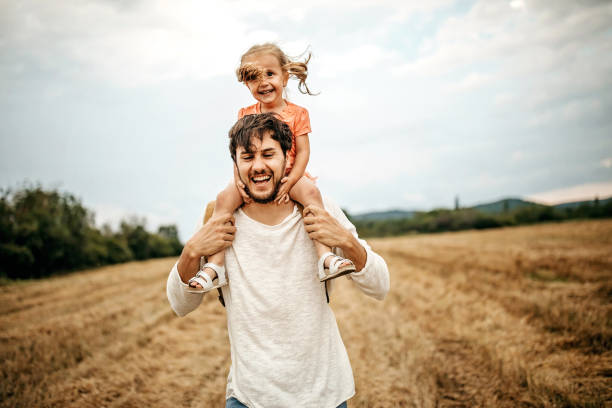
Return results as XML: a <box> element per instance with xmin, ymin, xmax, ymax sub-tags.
<box><xmin>237</xmin><ymin>158</ymin><xmax>286</xmax><ymax>204</ymax></box>
<box><xmin>243</xmin><ymin>179</ymin><xmax>281</xmax><ymax>204</ymax></box>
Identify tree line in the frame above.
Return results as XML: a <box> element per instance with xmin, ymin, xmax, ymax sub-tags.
<box><xmin>347</xmin><ymin>198</ymin><xmax>612</xmax><ymax>238</ymax></box>
<box><xmin>0</xmin><ymin>185</ymin><xmax>183</xmax><ymax>280</ymax></box>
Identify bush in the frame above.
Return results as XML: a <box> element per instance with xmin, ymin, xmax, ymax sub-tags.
<box><xmin>0</xmin><ymin>185</ymin><xmax>183</xmax><ymax>280</ymax></box>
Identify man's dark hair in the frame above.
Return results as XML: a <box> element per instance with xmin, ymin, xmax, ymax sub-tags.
<box><xmin>229</xmin><ymin>113</ymin><xmax>293</xmax><ymax>162</ymax></box>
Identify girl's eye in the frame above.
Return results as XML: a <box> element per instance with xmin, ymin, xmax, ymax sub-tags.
<box><xmin>266</xmin><ymin>71</ymin><xmax>274</xmax><ymax>77</ymax></box>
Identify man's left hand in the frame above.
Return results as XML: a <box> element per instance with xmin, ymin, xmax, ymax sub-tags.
<box><xmin>303</xmin><ymin>204</ymin><xmax>368</xmax><ymax>271</ymax></box>
<box><xmin>302</xmin><ymin>205</ymin><xmax>351</xmax><ymax>248</ymax></box>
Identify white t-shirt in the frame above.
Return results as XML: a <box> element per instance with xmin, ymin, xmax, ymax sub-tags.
<box><xmin>167</xmin><ymin>198</ymin><xmax>389</xmax><ymax>408</ymax></box>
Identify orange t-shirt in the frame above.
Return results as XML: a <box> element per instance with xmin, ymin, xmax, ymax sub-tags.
<box><xmin>237</xmin><ymin>101</ymin><xmax>311</xmax><ymax>174</ymax></box>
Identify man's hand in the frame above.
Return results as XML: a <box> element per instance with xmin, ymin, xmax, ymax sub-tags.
<box><xmin>188</xmin><ymin>213</ymin><xmax>236</xmax><ymax>256</ymax></box>
<box><xmin>303</xmin><ymin>205</ymin><xmax>349</xmax><ymax>248</ymax></box>
<box><xmin>275</xmin><ymin>177</ymin><xmax>292</xmax><ymax>204</ymax></box>
<box><xmin>177</xmin><ymin>213</ymin><xmax>236</xmax><ymax>284</ymax></box>
<box><xmin>303</xmin><ymin>205</ymin><xmax>367</xmax><ymax>271</ymax></box>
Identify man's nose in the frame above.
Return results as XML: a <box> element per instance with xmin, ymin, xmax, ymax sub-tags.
<box><xmin>252</xmin><ymin>154</ymin><xmax>265</xmax><ymax>170</ymax></box>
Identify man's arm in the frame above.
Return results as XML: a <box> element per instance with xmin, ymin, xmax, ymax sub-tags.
<box><xmin>167</xmin><ymin>212</ymin><xmax>236</xmax><ymax>317</ymax></box>
<box><xmin>302</xmin><ymin>199</ymin><xmax>390</xmax><ymax>300</ymax></box>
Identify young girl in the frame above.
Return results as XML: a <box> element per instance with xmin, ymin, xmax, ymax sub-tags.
<box><xmin>188</xmin><ymin>43</ymin><xmax>355</xmax><ymax>293</ymax></box>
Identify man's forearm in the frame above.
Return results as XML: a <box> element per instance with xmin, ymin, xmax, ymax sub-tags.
<box><xmin>177</xmin><ymin>243</ymin><xmax>202</xmax><ymax>284</ymax></box>
<box><xmin>338</xmin><ymin>230</ymin><xmax>367</xmax><ymax>271</ymax></box>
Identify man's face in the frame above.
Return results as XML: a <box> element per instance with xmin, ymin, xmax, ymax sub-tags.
<box><xmin>235</xmin><ymin>131</ymin><xmax>287</xmax><ymax>204</ymax></box>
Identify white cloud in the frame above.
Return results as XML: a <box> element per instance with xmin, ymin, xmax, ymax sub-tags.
<box><xmin>526</xmin><ymin>181</ymin><xmax>612</xmax><ymax>205</ymax></box>
<box><xmin>91</xmin><ymin>202</ymin><xmax>179</xmax><ymax>232</ymax></box>
<box><xmin>317</xmin><ymin>44</ymin><xmax>401</xmax><ymax>79</ymax></box>
<box><xmin>314</xmin><ymin>142</ymin><xmax>435</xmax><ymax>187</ymax></box>
<box><xmin>509</xmin><ymin>0</ymin><xmax>525</xmax><ymax>10</ymax></box>
<box><xmin>447</xmin><ymin>72</ymin><xmax>492</xmax><ymax>93</ymax></box>
<box><xmin>392</xmin><ymin>0</ymin><xmax>612</xmax><ymax>125</ymax></box>
<box><xmin>510</xmin><ymin>150</ymin><xmax>525</xmax><ymax>162</ymax></box>
<box><xmin>0</xmin><ymin>1</ymin><xmax>260</xmax><ymax>86</ymax></box>
<box><xmin>403</xmin><ymin>192</ymin><xmax>426</xmax><ymax>204</ymax></box>
<box><xmin>0</xmin><ymin>0</ymin><xmax>455</xmax><ymax>87</ymax></box>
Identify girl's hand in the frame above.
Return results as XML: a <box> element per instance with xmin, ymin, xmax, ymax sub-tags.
<box><xmin>275</xmin><ymin>177</ymin><xmax>292</xmax><ymax>204</ymax></box>
<box><xmin>235</xmin><ymin>178</ymin><xmax>252</xmax><ymax>204</ymax></box>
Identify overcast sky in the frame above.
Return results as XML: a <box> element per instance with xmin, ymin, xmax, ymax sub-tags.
<box><xmin>1</xmin><ymin>0</ymin><xmax>611</xmax><ymax>240</ymax></box>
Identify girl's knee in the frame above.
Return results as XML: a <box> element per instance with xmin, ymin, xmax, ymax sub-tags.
<box><xmin>292</xmin><ymin>179</ymin><xmax>322</xmax><ymax>205</ymax></box>
<box><xmin>303</xmin><ymin>183</ymin><xmax>321</xmax><ymax>201</ymax></box>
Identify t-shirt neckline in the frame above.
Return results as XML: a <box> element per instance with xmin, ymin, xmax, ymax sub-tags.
<box><xmin>237</xmin><ymin>204</ymin><xmax>299</xmax><ymax>229</ymax></box>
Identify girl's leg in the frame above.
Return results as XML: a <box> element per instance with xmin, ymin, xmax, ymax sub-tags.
<box><xmin>289</xmin><ymin>177</ymin><xmax>354</xmax><ymax>273</ymax></box>
<box><xmin>189</xmin><ymin>182</ymin><xmax>243</xmax><ymax>290</ymax></box>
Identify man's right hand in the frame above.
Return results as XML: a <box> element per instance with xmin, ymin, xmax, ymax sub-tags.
<box><xmin>177</xmin><ymin>213</ymin><xmax>236</xmax><ymax>284</ymax></box>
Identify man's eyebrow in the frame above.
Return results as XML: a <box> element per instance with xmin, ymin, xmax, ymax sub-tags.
<box><xmin>262</xmin><ymin>148</ymin><xmax>276</xmax><ymax>154</ymax></box>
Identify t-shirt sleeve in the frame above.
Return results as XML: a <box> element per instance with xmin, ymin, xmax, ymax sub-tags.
<box><xmin>323</xmin><ymin>197</ymin><xmax>390</xmax><ymax>301</ymax></box>
<box><xmin>293</xmin><ymin>107</ymin><xmax>312</xmax><ymax>137</ymax></box>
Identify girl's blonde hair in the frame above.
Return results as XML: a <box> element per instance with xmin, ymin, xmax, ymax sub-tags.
<box><xmin>236</xmin><ymin>43</ymin><xmax>316</xmax><ymax>96</ymax></box>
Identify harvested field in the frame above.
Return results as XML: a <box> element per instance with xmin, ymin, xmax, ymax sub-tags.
<box><xmin>1</xmin><ymin>219</ymin><xmax>611</xmax><ymax>407</ymax></box>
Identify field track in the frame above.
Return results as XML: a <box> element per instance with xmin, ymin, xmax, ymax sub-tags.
<box><xmin>1</xmin><ymin>219</ymin><xmax>611</xmax><ymax>407</ymax></box>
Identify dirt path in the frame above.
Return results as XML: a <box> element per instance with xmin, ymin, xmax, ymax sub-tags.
<box><xmin>1</xmin><ymin>220</ymin><xmax>610</xmax><ymax>407</ymax></box>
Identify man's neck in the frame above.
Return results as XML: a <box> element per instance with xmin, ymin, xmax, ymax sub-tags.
<box><xmin>241</xmin><ymin>200</ymin><xmax>295</xmax><ymax>226</ymax></box>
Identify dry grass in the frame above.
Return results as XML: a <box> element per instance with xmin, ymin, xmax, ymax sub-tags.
<box><xmin>1</xmin><ymin>220</ymin><xmax>611</xmax><ymax>407</ymax></box>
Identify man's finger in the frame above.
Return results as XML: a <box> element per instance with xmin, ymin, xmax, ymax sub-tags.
<box><xmin>222</xmin><ymin>225</ymin><xmax>236</xmax><ymax>234</ymax></box>
<box><xmin>307</xmin><ymin>231</ymin><xmax>320</xmax><ymax>240</ymax></box>
<box><xmin>219</xmin><ymin>214</ymin><xmax>235</xmax><ymax>224</ymax></box>
<box><xmin>303</xmin><ymin>204</ymin><xmax>321</xmax><ymax>217</ymax></box>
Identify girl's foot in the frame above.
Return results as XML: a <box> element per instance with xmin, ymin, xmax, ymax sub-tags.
<box><xmin>188</xmin><ymin>267</ymin><xmax>217</xmax><ymax>290</ymax></box>
<box><xmin>187</xmin><ymin>263</ymin><xmax>228</xmax><ymax>293</ymax></box>
<box><xmin>323</xmin><ymin>255</ymin><xmax>352</xmax><ymax>270</ymax></box>
<box><xmin>318</xmin><ymin>252</ymin><xmax>356</xmax><ymax>282</ymax></box>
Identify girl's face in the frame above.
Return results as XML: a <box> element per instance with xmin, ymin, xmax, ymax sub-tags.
<box><xmin>243</xmin><ymin>53</ymin><xmax>289</xmax><ymax>110</ymax></box>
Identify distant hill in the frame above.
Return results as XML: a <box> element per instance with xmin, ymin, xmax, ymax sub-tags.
<box><xmin>351</xmin><ymin>209</ymin><xmax>415</xmax><ymax>221</ymax></box>
<box><xmin>471</xmin><ymin>198</ymin><xmax>542</xmax><ymax>214</ymax></box>
<box><xmin>351</xmin><ymin>196</ymin><xmax>612</xmax><ymax>221</ymax></box>
<box><xmin>553</xmin><ymin>196</ymin><xmax>612</xmax><ymax>209</ymax></box>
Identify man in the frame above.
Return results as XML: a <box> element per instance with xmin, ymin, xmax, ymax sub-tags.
<box><xmin>167</xmin><ymin>113</ymin><xmax>389</xmax><ymax>408</ymax></box>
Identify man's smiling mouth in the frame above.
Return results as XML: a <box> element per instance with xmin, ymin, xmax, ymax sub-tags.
<box><xmin>251</xmin><ymin>174</ymin><xmax>271</xmax><ymax>184</ymax></box>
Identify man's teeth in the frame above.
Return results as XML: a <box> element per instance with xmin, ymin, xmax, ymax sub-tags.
<box><xmin>252</xmin><ymin>175</ymin><xmax>271</xmax><ymax>182</ymax></box>
<box><xmin>259</xmin><ymin>90</ymin><xmax>273</xmax><ymax>94</ymax></box>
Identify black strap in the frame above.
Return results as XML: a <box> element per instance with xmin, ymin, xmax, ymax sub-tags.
<box><xmin>325</xmin><ymin>280</ymin><xmax>330</xmax><ymax>303</ymax></box>
<box><xmin>217</xmin><ymin>287</ymin><xmax>225</xmax><ymax>307</ymax></box>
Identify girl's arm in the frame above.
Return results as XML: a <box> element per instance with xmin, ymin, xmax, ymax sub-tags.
<box><xmin>276</xmin><ymin>134</ymin><xmax>309</xmax><ymax>204</ymax></box>
<box><xmin>288</xmin><ymin>134</ymin><xmax>309</xmax><ymax>184</ymax></box>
